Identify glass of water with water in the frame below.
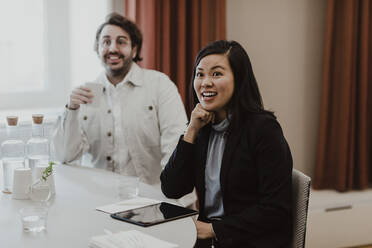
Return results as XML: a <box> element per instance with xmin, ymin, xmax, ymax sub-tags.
<box><xmin>117</xmin><ymin>176</ymin><xmax>139</xmax><ymax>200</ymax></box>
<box><xmin>20</xmin><ymin>206</ymin><xmax>48</xmax><ymax>232</ymax></box>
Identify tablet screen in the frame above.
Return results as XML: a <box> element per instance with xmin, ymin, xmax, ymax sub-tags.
<box><xmin>110</xmin><ymin>202</ymin><xmax>198</xmax><ymax>227</ymax></box>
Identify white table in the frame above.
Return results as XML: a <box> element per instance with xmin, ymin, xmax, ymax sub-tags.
<box><xmin>0</xmin><ymin>164</ymin><xmax>197</xmax><ymax>248</ymax></box>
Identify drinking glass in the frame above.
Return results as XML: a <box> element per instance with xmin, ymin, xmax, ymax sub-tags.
<box><xmin>19</xmin><ymin>206</ymin><xmax>48</xmax><ymax>232</ymax></box>
<box><xmin>117</xmin><ymin>176</ymin><xmax>139</xmax><ymax>200</ymax></box>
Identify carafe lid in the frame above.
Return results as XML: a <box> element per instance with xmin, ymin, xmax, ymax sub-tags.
<box><xmin>32</xmin><ymin>114</ymin><xmax>44</xmax><ymax>124</ymax></box>
<box><xmin>6</xmin><ymin>116</ymin><xmax>18</xmax><ymax>126</ymax></box>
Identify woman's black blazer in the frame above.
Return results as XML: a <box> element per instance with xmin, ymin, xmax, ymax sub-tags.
<box><xmin>161</xmin><ymin>113</ymin><xmax>293</xmax><ymax>248</ymax></box>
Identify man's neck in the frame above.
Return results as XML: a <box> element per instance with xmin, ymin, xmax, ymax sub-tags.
<box><xmin>106</xmin><ymin>63</ymin><xmax>132</xmax><ymax>86</ymax></box>
<box><xmin>107</xmin><ymin>73</ymin><xmax>125</xmax><ymax>86</ymax></box>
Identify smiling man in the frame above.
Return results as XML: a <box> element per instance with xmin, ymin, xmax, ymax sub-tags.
<box><xmin>53</xmin><ymin>13</ymin><xmax>188</xmax><ymax>186</ymax></box>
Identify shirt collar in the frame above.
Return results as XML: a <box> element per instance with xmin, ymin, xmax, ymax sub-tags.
<box><xmin>125</xmin><ymin>63</ymin><xmax>143</xmax><ymax>87</ymax></box>
<box><xmin>212</xmin><ymin>118</ymin><xmax>229</xmax><ymax>132</ymax></box>
<box><xmin>101</xmin><ymin>62</ymin><xmax>143</xmax><ymax>89</ymax></box>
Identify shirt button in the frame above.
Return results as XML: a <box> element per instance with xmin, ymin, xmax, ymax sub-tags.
<box><xmin>83</xmin><ymin>116</ymin><xmax>87</xmax><ymax>120</ymax></box>
<box><xmin>148</xmin><ymin>106</ymin><xmax>153</xmax><ymax>110</ymax></box>
<box><xmin>107</xmin><ymin>109</ymin><xmax>111</xmax><ymax>114</ymax></box>
<box><xmin>107</xmin><ymin>132</ymin><xmax>112</xmax><ymax>137</ymax></box>
<box><xmin>106</xmin><ymin>156</ymin><xmax>111</xmax><ymax>161</ymax></box>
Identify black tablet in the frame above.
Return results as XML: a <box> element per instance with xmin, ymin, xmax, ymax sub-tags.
<box><xmin>110</xmin><ymin>202</ymin><xmax>198</xmax><ymax>227</ymax></box>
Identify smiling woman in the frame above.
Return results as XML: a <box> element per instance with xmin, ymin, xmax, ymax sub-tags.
<box><xmin>161</xmin><ymin>40</ymin><xmax>293</xmax><ymax>248</ymax></box>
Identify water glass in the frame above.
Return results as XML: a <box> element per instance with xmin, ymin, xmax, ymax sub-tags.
<box><xmin>20</xmin><ymin>207</ymin><xmax>48</xmax><ymax>232</ymax></box>
<box><xmin>117</xmin><ymin>176</ymin><xmax>139</xmax><ymax>200</ymax></box>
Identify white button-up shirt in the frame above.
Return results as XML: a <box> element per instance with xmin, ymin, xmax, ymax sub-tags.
<box><xmin>52</xmin><ymin>63</ymin><xmax>188</xmax><ymax>185</ymax></box>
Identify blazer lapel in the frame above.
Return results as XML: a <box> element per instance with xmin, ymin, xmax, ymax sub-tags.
<box><xmin>220</xmin><ymin>128</ymin><xmax>244</xmax><ymax>195</ymax></box>
<box><xmin>195</xmin><ymin>125</ymin><xmax>211</xmax><ymax>214</ymax></box>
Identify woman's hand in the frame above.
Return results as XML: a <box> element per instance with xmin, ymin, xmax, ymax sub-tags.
<box><xmin>67</xmin><ymin>86</ymin><xmax>93</xmax><ymax>110</ymax></box>
<box><xmin>193</xmin><ymin>219</ymin><xmax>215</xmax><ymax>239</ymax></box>
<box><xmin>184</xmin><ymin>104</ymin><xmax>214</xmax><ymax>143</ymax></box>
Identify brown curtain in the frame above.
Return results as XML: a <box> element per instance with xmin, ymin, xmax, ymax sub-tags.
<box><xmin>124</xmin><ymin>0</ymin><xmax>226</xmax><ymax>114</ymax></box>
<box><xmin>314</xmin><ymin>0</ymin><xmax>372</xmax><ymax>191</ymax></box>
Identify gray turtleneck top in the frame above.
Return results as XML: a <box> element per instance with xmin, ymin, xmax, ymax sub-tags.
<box><xmin>204</xmin><ymin>118</ymin><xmax>229</xmax><ymax>219</ymax></box>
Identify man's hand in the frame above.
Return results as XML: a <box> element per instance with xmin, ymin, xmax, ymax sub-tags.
<box><xmin>193</xmin><ymin>219</ymin><xmax>215</xmax><ymax>239</ymax></box>
<box><xmin>68</xmin><ymin>86</ymin><xmax>93</xmax><ymax>110</ymax></box>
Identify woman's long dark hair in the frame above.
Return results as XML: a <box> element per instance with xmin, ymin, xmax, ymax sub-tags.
<box><xmin>189</xmin><ymin>40</ymin><xmax>275</xmax><ymax>135</ymax></box>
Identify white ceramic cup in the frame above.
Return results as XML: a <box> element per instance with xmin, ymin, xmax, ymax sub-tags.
<box><xmin>12</xmin><ymin>168</ymin><xmax>32</xmax><ymax>200</ymax></box>
<box><xmin>84</xmin><ymin>82</ymin><xmax>103</xmax><ymax>108</ymax></box>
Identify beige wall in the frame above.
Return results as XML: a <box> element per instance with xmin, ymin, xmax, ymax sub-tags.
<box><xmin>226</xmin><ymin>0</ymin><xmax>326</xmax><ymax>177</ymax></box>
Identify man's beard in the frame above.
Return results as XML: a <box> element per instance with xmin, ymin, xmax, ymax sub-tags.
<box><xmin>104</xmin><ymin>52</ymin><xmax>133</xmax><ymax>79</ymax></box>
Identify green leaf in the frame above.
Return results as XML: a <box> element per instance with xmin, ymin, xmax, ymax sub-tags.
<box><xmin>42</xmin><ymin>161</ymin><xmax>55</xmax><ymax>181</ymax></box>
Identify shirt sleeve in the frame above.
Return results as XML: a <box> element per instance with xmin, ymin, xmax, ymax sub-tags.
<box><xmin>160</xmin><ymin>136</ymin><xmax>196</xmax><ymax>199</ymax></box>
<box><xmin>52</xmin><ymin>106</ymin><xmax>89</xmax><ymax>164</ymax></box>
<box><xmin>156</xmin><ymin>75</ymin><xmax>188</xmax><ymax>169</ymax></box>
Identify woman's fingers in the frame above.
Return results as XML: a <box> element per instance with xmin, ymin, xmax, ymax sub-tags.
<box><xmin>187</xmin><ymin>103</ymin><xmax>214</xmax><ymax>133</ymax></box>
<box><xmin>195</xmin><ymin>111</ymin><xmax>210</xmax><ymax>123</ymax></box>
<box><xmin>201</xmin><ymin>111</ymin><xmax>213</xmax><ymax>124</ymax></box>
<box><xmin>194</xmin><ymin>104</ymin><xmax>212</xmax><ymax>122</ymax></box>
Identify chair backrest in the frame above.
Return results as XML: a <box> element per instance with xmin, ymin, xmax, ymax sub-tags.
<box><xmin>291</xmin><ymin>169</ymin><xmax>311</xmax><ymax>248</ymax></box>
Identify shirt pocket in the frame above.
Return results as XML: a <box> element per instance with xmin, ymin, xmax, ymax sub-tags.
<box><xmin>79</xmin><ymin>108</ymin><xmax>101</xmax><ymax>142</ymax></box>
<box><xmin>135</xmin><ymin>104</ymin><xmax>160</xmax><ymax>147</ymax></box>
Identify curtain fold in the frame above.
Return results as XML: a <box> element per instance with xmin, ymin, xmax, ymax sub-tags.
<box><xmin>314</xmin><ymin>0</ymin><xmax>372</xmax><ymax>191</ymax></box>
<box><xmin>124</xmin><ymin>0</ymin><xmax>226</xmax><ymax>114</ymax></box>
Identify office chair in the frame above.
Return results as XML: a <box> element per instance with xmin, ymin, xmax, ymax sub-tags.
<box><xmin>291</xmin><ymin>169</ymin><xmax>311</xmax><ymax>248</ymax></box>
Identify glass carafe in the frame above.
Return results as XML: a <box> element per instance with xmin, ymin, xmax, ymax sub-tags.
<box><xmin>29</xmin><ymin>178</ymin><xmax>51</xmax><ymax>202</ymax></box>
<box><xmin>26</xmin><ymin>114</ymin><xmax>50</xmax><ymax>171</ymax></box>
<box><xmin>1</xmin><ymin>116</ymin><xmax>26</xmax><ymax>193</ymax></box>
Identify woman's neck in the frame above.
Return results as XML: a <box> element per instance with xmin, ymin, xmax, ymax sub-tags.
<box><xmin>214</xmin><ymin>110</ymin><xmax>227</xmax><ymax>124</ymax></box>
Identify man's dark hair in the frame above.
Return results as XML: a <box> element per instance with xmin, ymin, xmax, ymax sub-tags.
<box><xmin>94</xmin><ymin>13</ymin><xmax>143</xmax><ymax>62</ymax></box>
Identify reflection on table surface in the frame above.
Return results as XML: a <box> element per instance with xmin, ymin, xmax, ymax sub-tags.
<box><xmin>0</xmin><ymin>164</ymin><xmax>197</xmax><ymax>248</ymax></box>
